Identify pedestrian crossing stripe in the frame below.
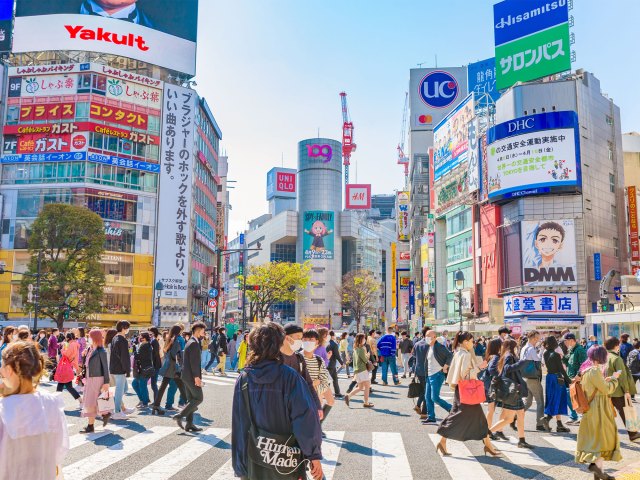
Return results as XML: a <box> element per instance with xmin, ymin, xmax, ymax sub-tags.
<box><xmin>59</xmin><ymin>425</ymin><xmax>639</xmax><ymax>480</ymax></box>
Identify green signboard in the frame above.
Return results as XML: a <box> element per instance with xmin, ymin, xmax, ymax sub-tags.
<box><xmin>495</xmin><ymin>23</ymin><xmax>571</xmax><ymax>90</ymax></box>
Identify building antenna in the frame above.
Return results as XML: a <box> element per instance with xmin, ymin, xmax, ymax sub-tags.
<box><xmin>435</xmin><ymin>54</ymin><xmax>438</xmax><ymax>68</ymax></box>
<box><xmin>281</xmin><ymin>152</ymin><xmax>284</xmax><ymax>167</ymax></box>
<box><xmin>317</xmin><ymin>127</ymin><xmax>320</xmax><ymax>138</ymax></box>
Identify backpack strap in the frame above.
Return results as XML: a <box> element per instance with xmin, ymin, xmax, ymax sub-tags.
<box><xmin>240</xmin><ymin>372</ymin><xmax>257</xmax><ymax>432</ymax></box>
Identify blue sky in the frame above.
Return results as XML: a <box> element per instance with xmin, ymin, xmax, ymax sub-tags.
<box><xmin>195</xmin><ymin>1</ymin><xmax>640</xmax><ymax>236</ymax></box>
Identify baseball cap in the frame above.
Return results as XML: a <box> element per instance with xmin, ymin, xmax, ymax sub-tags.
<box><xmin>563</xmin><ymin>333</ymin><xmax>577</xmax><ymax>341</ymax></box>
<box><xmin>283</xmin><ymin>323</ymin><xmax>303</xmax><ymax>336</ymax></box>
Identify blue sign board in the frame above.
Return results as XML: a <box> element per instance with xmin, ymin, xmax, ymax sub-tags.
<box><xmin>594</xmin><ymin>253</ymin><xmax>602</xmax><ymax>281</ymax></box>
<box><xmin>614</xmin><ymin>286</ymin><xmax>622</xmax><ymax>302</ymax></box>
<box><xmin>1</xmin><ymin>152</ymin><xmax>86</xmax><ymax>163</ymax></box>
<box><xmin>0</xmin><ymin>0</ymin><xmax>12</xmax><ymax>20</ymax></box>
<box><xmin>88</xmin><ymin>153</ymin><xmax>160</xmax><ymax>173</ymax></box>
<box><xmin>208</xmin><ymin>288</ymin><xmax>219</xmax><ymax>298</ymax></box>
<box><xmin>419</xmin><ymin>70</ymin><xmax>460</xmax><ymax>110</ymax></box>
<box><xmin>468</xmin><ymin>58</ymin><xmax>500</xmax><ymax>104</ymax></box>
<box><xmin>409</xmin><ymin>281</ymin><xmax>415</xmax><ymax>316</ymax></box>
<box><xmin>239</xmin><ymin>233</ymin><xmax>245</xmax><ymax>245</ymax></box>
<box><xmin>493</xmin><ymin>0</ymin><xmax>569</xmax><ymax>46</ymax></box>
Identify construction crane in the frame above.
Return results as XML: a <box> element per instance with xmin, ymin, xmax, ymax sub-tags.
<box><xmin>339</xmin><ymin>92</ymin><xmax>356</xmax><ymax>185</ymax></box>
<box><xmin>397</xmin><ymin>92</ymin><xmax>409</xmax><ymax>189</ymax></box>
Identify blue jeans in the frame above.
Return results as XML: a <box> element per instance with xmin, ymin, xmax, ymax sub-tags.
<box><xmin>381</xmin><ymin>356</ymin><xmax>399</xmax><ymax>384</ymax></box>
<box><xmin>166</xmin><ymin>378</ymin><xmax>186</xmax><ymax>407</ymax></box>
<box><xmin>426</xmin><ymin>371</ymin><xmax>452</xmax><ymax>420</ymax></box>
<box><xmin>230</xmin><ymin>355</ymin><xmax>238</xmax><ymax>370</ymax></box>
<box><xmin>132</xmin><ymin>377</ymin><xmax>150</xmax><ymax>404</ymax></box>
<box><xmin>567</xmin><ymin>387</ymin><xmax>578</xmax><ymax>420</ymax></box>
<box><xmin>201</xmin><ymin>350</ymin><xmax>211</xmax><ymax>369</ymax></box>
<box><xmin>113</xmin><ymin>374</ymin><xmax>127</xmax><ymax>413</ymax></box>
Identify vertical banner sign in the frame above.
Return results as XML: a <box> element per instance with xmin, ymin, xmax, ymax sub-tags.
<box><xmin>628</xmin><ymin>187</ymin><xmax>640</xmax><ymax>267</ymax></box>
<box><xmin>155</xmin><ymin>84</ymin><xmax>197</xmax><ymax>299</ymax></box>
<box><xmin>391</xmin><ymin>243</ymin><xmax>397</xmax><ymax>310</ymax></box>
<box><xmin>493</xmin><ymin>0</ymin><xmax>571</xmax><ymax>90</ymax></box>
<box><xmin>409</xmin><ymin>281</ymin><xmax>415</xmax><ymax>316</ymax></box>
<box><xmin>594</xmin><ymin>253</ymin><xmax>602</xmax><ymax>281</ymax></box>
<box><xmin>396</xmin><ymin>191</ymin><xmax>410</xmax><ymax>241</ymax></box>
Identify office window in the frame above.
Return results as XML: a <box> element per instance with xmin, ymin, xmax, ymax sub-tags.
<box><xmin>606</xmin><ymin>115</ymin><xmax>614</xmax><ymax>126</ymax></box>
<box><xmin>608</xmin><ymin>142</ymin><xmax>614</xmax><ymax>161</ymax></box>
<box><xmin>614</xmin><ymin>237</ymin><xmax>619</xmax><ymax>258</ymax></box>
<box><xmin>609</xmin><ymin>174</ymin><xmax>615</xmax><ymax>193</ymax></box>
<box><xmin>611</xmin><ymin>204</ymin><xmax>617</xmax><ymax>224</ymax></box>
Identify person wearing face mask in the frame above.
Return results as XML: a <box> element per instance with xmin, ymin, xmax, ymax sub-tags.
<box><xmin>109</xmin><ymin>320</ymin><xmax>132</xmax><ymax>420</ymax></box>
<box><xmin>605</xmin><ymin>336</ymin><xmax>640</xmax><ymax>442</ymax></box>
<box><xmin>280</xmin><ymin>324</ymin><xmax>323</xmax><ymax>420</ymax></box>
<box><xmin>174</xmin><ymin>322</ymin><xmax>207</xmax><ymax>432</ymax></box>
<box><xmin>302</xmin><ymin>329</ymin><xmax>335</xmax><ymax>426</ymax></box>
<box><xmin>422</xmin><ymin>329</ymin><xmax>453</xmax><ymax>424</ymax></box>
<box><xmin>47</xmin><ymin>328</ymin><xmax>60</xmax><ymax>381</ymax></box>
<box><xmin>314</xmin><ymin>327</ymin><xmax>331</xmax><ymax>367</ymax></box>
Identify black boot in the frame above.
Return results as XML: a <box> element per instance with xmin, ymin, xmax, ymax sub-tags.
<box><xmin>556</xmin><ymin>420</ymin><xmax>570</xmax><ymax>433</ymax></box>
<box><xmin>151</xmin><ymin>405</ymin><xmax>165</xmax><ymax>416</ymax></box>
<box><xmin>102</xmin><ymin>413</ymin><xmax>111</xmax><ymax>427</ymax></box>
<box><xmin>517</xmin><ymin>437</ymin><xmax>534</xmax><ymax>449</ymax></box>
<box><xmin>80</xmin><ymin>424</ymin><xmax>95</xmax><ymax>434</ymax></box>
<box><xmin>185</xmin><ymin>423</ymin><xmax>203</xmax><ymax>433</ymax></box>
<box><xmin>321</xmin><ymin>405</ymin><xmax>332</xmax><ymax>424</ymax></box>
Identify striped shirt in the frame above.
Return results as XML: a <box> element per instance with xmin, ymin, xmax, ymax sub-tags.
<box><xmin>303</xmin><ymin>354</ymin><xmax>331</xmax><ymax>394</ymax></box>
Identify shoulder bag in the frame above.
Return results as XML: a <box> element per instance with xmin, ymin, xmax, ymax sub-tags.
<box><xmin>54</xmin><ymin>354</ymin><xmax>75</xmax><ymax>384</ymax></box>
<box><xmin>458</xmin><ymin>358</ymin><xmax>486</xmax><ymax>405</ymax></box>
<box><xmin>240</xmin><ymin>373</ymin><xmax>306</xmax><ymax>477</ymax></box>
<box><xmin>407</xmin><ymin>376</ymin><xmax>424</xmax><ymax>399</ymax></box>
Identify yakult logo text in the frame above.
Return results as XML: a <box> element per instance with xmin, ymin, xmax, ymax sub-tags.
<box><xmin>65</xmin><ymin>25</ymin><xmax>149</xmax><ymax>52</ymax></box>
<box><xmin>306</xmin><ymin>144</ymin><xmax>333</xmax><ymax>163</ymax></box>
<box><xmin>419</xmin><ymin>71</ymin><xmax>459</xmax><ymax>109</ymax></box>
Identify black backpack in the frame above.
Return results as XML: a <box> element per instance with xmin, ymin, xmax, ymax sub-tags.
<box><xmin>628</xmin><ymin>350</ymin><xmax>640</xmax><ymax>376</ymax></box>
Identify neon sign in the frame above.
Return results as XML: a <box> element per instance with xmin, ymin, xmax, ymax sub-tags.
<box><xmin>306</xmin><ymin>144</ymin><xmax>333</xmax><ymax>163</ymax></box>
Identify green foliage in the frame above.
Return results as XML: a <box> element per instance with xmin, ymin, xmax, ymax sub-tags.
<box><xmin>20</xmin><ymin>204</ymin><xmax>106</xmax><ymax>330</ymax></box>
<box><xmin>242</xmin><ymin>261</ymin><xmax>312</xmax><ymax>320</ymax></box>
<box><xmin>339</xmin><ymin>270</ymin><xmax>380</xmax><ymax>332</ymax></box>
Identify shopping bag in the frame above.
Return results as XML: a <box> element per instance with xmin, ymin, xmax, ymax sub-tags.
<box><xmin>97</xmin><ymin>387</ymin><xmax>115</xmax><ymax>414</ymax></box>
<box><xmin>458</xmin><ymin>378</ymin><xmax>486</xmax><ymax>405</ymax></box>
<box><xmin>624</xmin><ymin>397</ymin><xmax>640</xmax><ymax>432</ymax></box>
<box><xmin>53</xmin><ymin>356</ymin><xmax>75</xmax><ymax>384</ymax></box>
<box><xmin>407</xmin><ymin>377</ymin><xmax>424</xmax><ymax>399</ymax></box>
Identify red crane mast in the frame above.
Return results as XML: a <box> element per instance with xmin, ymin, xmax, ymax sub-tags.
<box><xmin>339</xmin><ymin>92</ymin><xmax>356</xmax><ymax>185</ymax></box>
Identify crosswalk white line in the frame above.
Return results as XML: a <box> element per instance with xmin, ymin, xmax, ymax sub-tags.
<box><xmin>322</xmin><ymin>431</ymin><xmax>345</xmax><ymax>480</ymax></box>
<box><xmin>542</xmin><ymin>435</ymin><xmax>576</xmax><ymax>452</ymax></box>
<box><xmin>498</xmin><ymin>436</ymin><xmax>551</xmax><ymax>467</ymax></box>
<box><xmin>127</xmin><ymin>427</ymin><xmax>231</xmax><ymax>479</ymax></box>
<box><xmin>69</xmin><ymin>425</ymin><xmax>125</xmax><ymax>449</ymax></box>
<box><xmin>372</xmin><ymin>432</ymin><xmax>413</xmax><ymax>480</ymax></box>
<box><xmin>428</xmin><ymin>434</ymin><xmax>493</xmax><ymax>480</ymax></box>
<box><xmin>63</xmin><ymin>426</ymin><xmax>178</xmax><ymax>480</ymax></box>
<box><xmin>208</xmin><ymin>459</ymin><xmax>235</xmax><ymax>480</ymax></box>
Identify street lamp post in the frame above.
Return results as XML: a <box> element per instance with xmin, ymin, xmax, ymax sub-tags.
<box><xmin>155</xmin><ymin>281</ymin><xmax>164</xmax><ymax>327</ymax></box>
<box><xmin>454</xmin><ymin>269</ymin><xmax>465</xmax><ymax>332</ymax></box>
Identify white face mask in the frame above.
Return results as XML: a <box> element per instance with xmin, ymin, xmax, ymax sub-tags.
<box><xmin>290</xmin><ymin>339</ymin><xmax>303</xmax><ymax>351</ymax></box>
<box><xmin>302</xmin><ymin>341</ymin><xmax>316</xmax><ymax>352</ymax></box>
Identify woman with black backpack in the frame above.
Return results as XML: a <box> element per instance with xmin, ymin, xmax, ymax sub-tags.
<box><xmin>489</xmin><ymin>339</ymin><xmax>535</xmax><ymax>449</ymax></box>
<box><xmin>151</xmin><ymin>324</ymin><xmax>187</xmax><ymax>416</ymax></box>
<box><xmin>132</xmin><ymin>332</ymin><xmax>154</xmax><ymax>409</ymax></box>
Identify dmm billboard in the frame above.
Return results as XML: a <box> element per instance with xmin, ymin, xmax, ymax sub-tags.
<box><xmin>487</xmin><ymin>111</ymin><xmax>581</xmax><ymax>200</ymax></box>
<box><xmin>14</xmin><ymin>0</ymin><xmax>199</xmax><ymax>76</ymax></box>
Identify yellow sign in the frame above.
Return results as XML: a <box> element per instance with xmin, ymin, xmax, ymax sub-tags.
<box><xmin>391</xmin><ymin>243</ymin><xmax>397</xmax><ymax>309</ymax></box>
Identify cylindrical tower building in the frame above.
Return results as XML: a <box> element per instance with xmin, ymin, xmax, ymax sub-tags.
<box><xmin>296</xmin><ymin>138</ymin><xmax>343</xmax><ymax>326</ymax></box>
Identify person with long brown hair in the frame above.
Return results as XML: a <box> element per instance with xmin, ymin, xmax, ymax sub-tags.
<box><xmin>489</xmin><ymin>338</ymin><xmax>534</xmax><ymax>448</ymax></box>
<box><xmin>435</xmin><ymin>332</ymin><xmax>500</xmax><ymax>457</ymax></box>
<box><xmin>152</xmin><ymin>323</ymin><xmax>187</xmax><ymax>415</ymax></box>
<box><xmin>344</xmin><ymin>333</ymin><xmax>374</xmax><ymax>408</ymax></box>
<box><xmin>0</xmin><ymin>341</ymin><xmax>68</xmax><ymax>479</ymax></box>
<box><xmin>483</xmin><ymin>337</ymin><xmax>505</xmax><ymax>440</ymax></box>
<box><xmin>231</xmin><ymin>322</ymin><xmax>323</xmax><ymax>480</ymax></box>
<box><xmin>80</xmin><ymin>329</ymin><xmax>112</xmax><ymax>434</ymax></box>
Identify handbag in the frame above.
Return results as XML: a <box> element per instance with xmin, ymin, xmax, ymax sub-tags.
<box><xmin>366</xmin><ymin>361</ymin><xmax>374</xmax><ymax>372</ymax></box>
<box><xmin>491</xmin><ymin>376</ymin><xmax>521</xmax><ymax>406</ymax></box>
<box><xmin>624</xmin><ymin>397</ymin><xmax>640</xmax><ymax>431</ymax></box>
<box><xmin>97</xmin><ymin>387</ymin><xmax>116</xmax><ymax>413</ymax></box>
<box><xmin>240</xmin><ymin>373</ymin><xmax>305</xmax><ymax>476</ymax></box>
<box><xmin>54</xmin><ymin>355</ymin><xmax>75</xmax><ymax>384</ymax></box>
<box><xmin>521</xmin><ymin>360</ymin><xmax>542</xmax><ymax>379</ymax></box>
<box><xmin>459</xmin><ymin>377</ymin><xmax>486</xmax><ymax>405</ymax></box>
<box><xmin>407</xmin><ymin>377</ymin><xmax>424</xmax><ymax>399</ymax></box>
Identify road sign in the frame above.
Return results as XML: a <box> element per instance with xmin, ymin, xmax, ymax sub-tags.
<box><xmin>208</xmin><ymin>299</ymin><xmax>218</xmax><ymax>312</ymax></box>
<box><xmin>208</xmin><ymin>288</ymin><xmax>219</xmax><ymax>298</ymax></box>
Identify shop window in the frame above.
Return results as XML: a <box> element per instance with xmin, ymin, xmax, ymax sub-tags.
<box><xmin>90</xmin><ymin>132</ymin><xmax>104</xmax><ymax>149</ymax></box>
<box><xmin>93</xmin><ymin>75</ymin><xmax>107</xmax><ymax>93</ymax></box>
<box><xmin>6</xmin><ymin>106</ymin><xmax>19</xmax><ymax>124</ymax></box>
<box><xmin>78</xmin><ymin>74</ymin><xmax>92</xmax><ymax>93</ymax></box>
<box><xmin>76</xmin><ymin>102</ymin><xmax>90</xmax><ymax>120</ymax></box>
<box><xmin>102</xmin><ymin>257</ymin><xmax>133</xmax><ymax>284</ymax></box>
<box><xmin>103</xmin><ymin>221</ymin><xmax>136</xmax><ymax>253</ymax></box>
<box><xmin>148</xmin><ymin>115</ymin><xmax>160</xmax><ymax>134</ymax></box>
<box><xmin>101</xmin><ymin>286</ymin><xmax>132</xmax><ymax>314</ymax></box>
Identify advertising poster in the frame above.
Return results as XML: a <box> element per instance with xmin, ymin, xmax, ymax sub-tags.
<box><xmin>391</xmin><ymin>243</ymin><xmax>397</xmax><ymax>309</ymax></box>
<box><xmin>14</xmin><ymin>0</ymin><xmax>199</xmax><ymax>76</ymax></box>
<box><xmin>467</xmin><ymin>118</ymin><xmax>480</xmax><ymax>193</ymax></box>
<box><xmin>493</xmin><ymin>0</ymin><xmax>570</xmax><ymax>90</ymax></box>
<box><xmin>468</xmin><ymin>57</ymin><xmax>500</xmax><ymax>104</ymax></box>
<box><xmin>303</xmin><ymin>211</ymin><xmax>334</xmax><ymax>260</ymax></box>
<box><xmin>155</xmin><ymin>84</ymin><xmax>197</xmax><ymax>299</ymax></box>
<box><xmin>521</xmin><ymin>219</ymin><xmax>577</xmax><ymax>286</ymax></box>
<box><xmin>433</xmin><ymin>94</ymin><xmax>474</xmax><ymax>181</ymax></box>
<box><xmin>628</xmin><ymin>187</ymin><xmax>640</xmax><ymax>265</ymax></box>
<box><xmin>396</xmin><ymin>191</ymin><xmax>410</xmax><ymax>241</ymax></box>
<box><xmin>487</xmin><ymin>111</ymin><xmax>581</xmax><ymax>200</ymax></box>
<box><xmin>503</xmin><ymin>293</ymin><xmax>579</xmax><ymax>316</ymax></box>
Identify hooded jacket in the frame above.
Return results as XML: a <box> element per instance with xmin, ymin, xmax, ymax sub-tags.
<box><xmin>232</xmin><ymin>360</ymin><xmax>322</xmax><ymax>478</ymax></box>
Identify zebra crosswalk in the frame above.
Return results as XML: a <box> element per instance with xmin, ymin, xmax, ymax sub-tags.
<box><xmin>58</xmin><ymin>421</ymin><xmax>640</xmax><ymax>480</ymax></box>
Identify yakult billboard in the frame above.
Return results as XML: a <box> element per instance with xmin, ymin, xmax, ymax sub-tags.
<box><xmin>14</xmin><ymin>0</ymin><xmax>198</xmax><ymax>76</ymax></box>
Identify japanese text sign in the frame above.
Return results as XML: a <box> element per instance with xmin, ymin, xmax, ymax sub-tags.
<box><xmin>397</xmin><ymin>191</ymin><xmax>410</xmax><ymax>241</ymax></box>
<box><xmin>503</xmin><ymin>293</ymin><xmax>578</xmax><ymax>317</ymax></box>
<box><xmin>20</xmin><ymin>103</ymin><xmax>75</xmax><ymax>121</ymax></box>
<box><xmin>20</xmin><ymin>74</ymin><xmax>78</xmax><ymax>97</ymax></box>
<box><xmin>629</xmin><ymin>187</ymin><xmax>639</xmax><ymax>264</ymax></box>
<box><xmin>90</xmin><ymin>103</ymin><xmax>148</xmax><ymax>129</ymax></box>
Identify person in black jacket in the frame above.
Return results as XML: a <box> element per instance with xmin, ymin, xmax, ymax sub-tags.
<box><xmin>132</xmin><ymin>332</ymin><xmax>154</xmax><ymax>408</ymax></box>
<box><xmin>148</xmin><ymin>327</ymin><xmax>163</xmax><ymax>404</ymax></box>
<box><xmin>488</xmin><ymin>339</ymin><xmax>534</xmax><ymax>449</ymax></box>
<box><xmin>174</xmin><ymin>322</ymin><xmax>206</xmax><ymax>432</ymax></box>
<box><xmin>541</xmin><ymin>335</ymin><xmax>571</xmax><ymax>433</ymax></box>
<box><xmin>109</xmin><ymin>320</ymin><xmax>131</xmax><ymax>420</ymax></box>
<box><xmin>232</xmin><ymin>322</ymin><xmax>323</xmax><ymax>480</ymax></box>
<box><xmin>423</xmin><ymin>330</ymin><xmax>453</xmax><ymax>424</ymax></box>
<box><xmin>204</xmin><ymin>330</ymin><xmax>219</xmax><ymax>372</ymax></box>
<box><xmin>214</xmin><ymin>327</ymin><xmax>229</xmax><ymax>376</ymax></box>
<box><xmin>327</xmin><ymin>331</ymin><xmax>344</xmax><ymax>398</ymax></box>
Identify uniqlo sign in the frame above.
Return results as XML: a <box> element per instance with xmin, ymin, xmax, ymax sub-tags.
<box><xmin>276</xmin><ymin>172</ymin><xmax>296</xmax><ymax>194</ymax></box>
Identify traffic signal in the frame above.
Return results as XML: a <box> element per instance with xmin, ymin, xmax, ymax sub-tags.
<box><xmin>600</xmin><ymin>297</ymin><xmax>610</xmax><ymax>312</ymax></box>
<box><xmin>63</xmin><ymin>307</ymin><xmax>70</xmax><ymax>320</ymax></box>
<box><xmin>247</xmin><ymin>285</ymin><xmax>260</xmax><ymax>291</ymax></box>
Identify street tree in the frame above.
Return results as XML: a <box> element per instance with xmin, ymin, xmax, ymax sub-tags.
<box><xmin>20</xmin><ymin>204</ymin><xmax>106</xmax><ymax>330</ymax></box>
<box><xmin>243</xmin><ymin>261</ymin><xmax>312</xmax><ymax>321</ymax></box>
<box><xmin>338</xmin><ymin>270</ymin><xmax>380</xmax><ymax>333</ymax></box>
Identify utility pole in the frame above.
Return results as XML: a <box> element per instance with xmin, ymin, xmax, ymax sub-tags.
<box><xmin>214</xmin><ymin>249</ymin><xmax>221</xmax><ymax>331</ymax></box>
<box><xmin>34</xmin><ymin>251</ymin><xmax>41</xmax><ymax>331</ymax></box>
<box><xmin>241</xmin><ymin>248</ymin><xmax>247</xmax><ymax>331</ymax></box>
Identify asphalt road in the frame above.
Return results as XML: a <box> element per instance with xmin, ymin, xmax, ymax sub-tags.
<box><xmin>42</xmin><ymin>367</ymin><xmax>640</xmax><ymax>480</ymax></box>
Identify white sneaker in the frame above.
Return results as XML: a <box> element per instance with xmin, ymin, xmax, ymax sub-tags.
<box><xmin>112</xmin><ymin>412</ymin><xmax>129</xmax><ymax>420</ymax></box>
<box><xmin>123</xmin><ymin>407</ymin><xmax>135</xmax><ymax>415</ymax></box>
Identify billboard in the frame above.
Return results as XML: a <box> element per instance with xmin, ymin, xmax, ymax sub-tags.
<box><xmin>487</xmin><ymin>111</ymin><xmax>581</xmax><ymax>200</ymax></box>
<box><xmin>521</xmin><ymin>219</ymin><xmax>577</xmax><ymax>287</ymax></box>
<box><xmin>345</xmin><ymin>184</ymin><xmax>372</xmax><ymax>210</ymax></box>
<box><xmin>20</xmin><ymin>75</ymin><xmax>78</xmax><ymax>97</ymax></box>
<box><xmin>468</xmin><ymin>58</ymin><xmax>500</xmax><ymax>104</ymax></box>
<box><xmin>266</xmin><ymin>167</ymin><xmax>296</xmax><ymax>200</ymax></box>
<box><xmin>494</xmin><ymin>0</ymin><xmax>571</xmax><ymax>90</ymax></box>
<box><xmin>409</xmin><ymin>67</ymin><xmax>468</xmax><ymax>131</ymax></box>
<box><xmin>155</xmin><ymin>84</ymin><xmax>197</xmax><ymax>299</ymax></box>
<box><xmin>433</xmin><ymin>94</ymin><xmax>474</xmax><ymax>181</ymax></box>
<box><xmin>14</xmin><ymin>0</ymin><xmax>199</xmax><ymax>76</ymax></box>
<box><xmin>0</xmin><ymin>0</ymin><xmax>12</xmax><ymax>52</ymax></box>
<box><xmin>391</xmin><ymin>243</ymin><xmax>397</xmax><ymax>310</ymax></box>
<box><xmin>396</xmin><ymin>191</ymin><xmax>410</xmax><ymax>241</ymax></box>
<box><xmin>503</xmin><ymin>293</ymin><xmax>578</xmax><ymax>317</ymax></box>
<box><xmin>629</xmin><ymin>187</ymin><xmax>640</xmax><ymax>267</ymax></box>
<box><xmin>303</xmin><ymin>211</ymin><xmax>335</xmax><ymax>260</ymax></box>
